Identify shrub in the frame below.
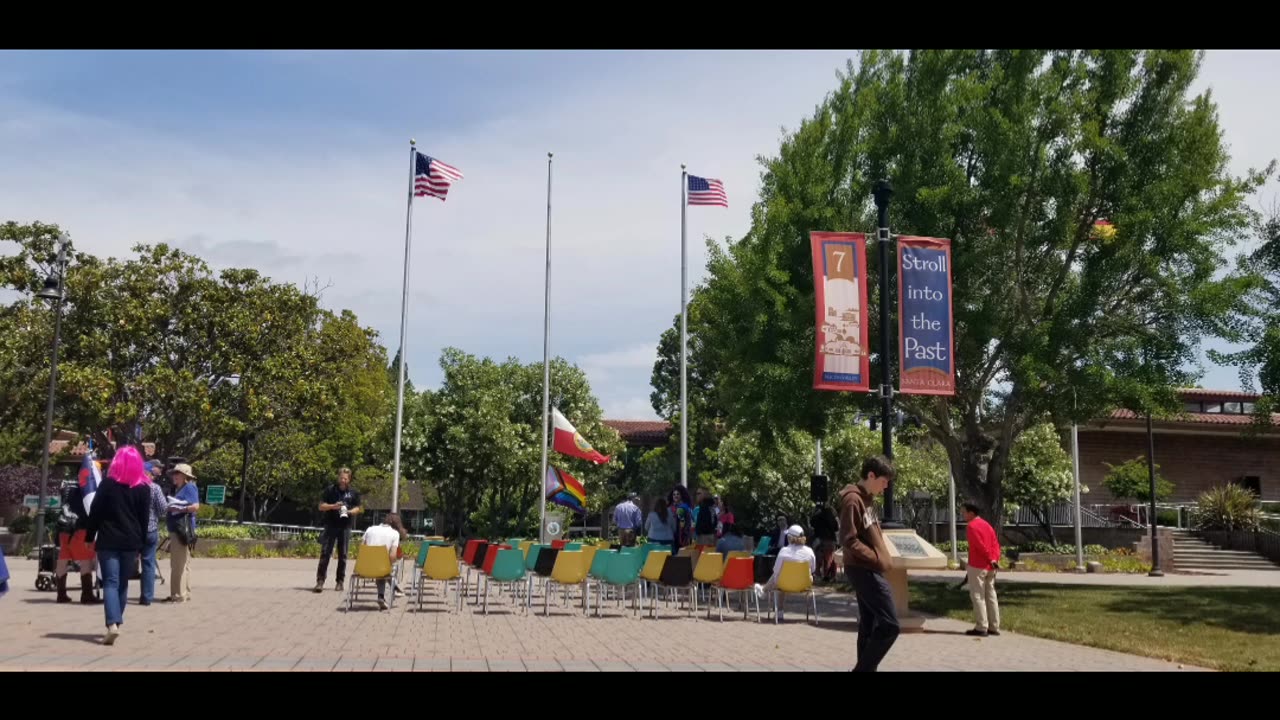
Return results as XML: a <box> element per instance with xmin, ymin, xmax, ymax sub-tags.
<box><xmin>934</xmin><ymin>541</ymin><xmax>969</xmax><ymax>554</ymax></box>
<box><xmin>196</xmin><ymin>505</ymin><xmax>239</xmax><ymax>522</ymax></box>
<box><xmin>197</xmin><ymin>525</ymin><xmax>254</xmax><ymax>540</ymax></box>
<box><xmin>292</xmin><ymin>538</ymin><xmax>321</xmax><ymax>558</ymax></box>
<box><xmin>8</xmin><ymin>514</ymin><xmax>32</xmax><ymax>534</ymax></box>
<box><xmin>205</xmin><ymin>543</ymin><xmax>240</xmax><ymax>558</ymax></box>
<box><xmin>1103</xmin><ymin>458</ymin><xmax>1173</xmax><ymax>503</ymax></box>
<box><xmin>1100</xmin><ymin>554</ymin><xmax>1151</xmax><ymax>573</ymax></box>
<box><xmin>1192</xmin><ymin>485</ymin><xmax>1262</xmax><ymax>531</ymax></box>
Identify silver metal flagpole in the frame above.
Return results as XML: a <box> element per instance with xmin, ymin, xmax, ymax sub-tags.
<box><xmin>680</xmin><ymin>165</ymin><xmax>688</xmax><ymax>488</ymax></box>
<box><xmin>390</xmin><ymin>139</ymin><xmax>417</xmax><ymax>516</ymax></box>
<box><xmin>538</xmin><ymin>152</ymin><xmax>554</xmax><ymax>542</ymax></box>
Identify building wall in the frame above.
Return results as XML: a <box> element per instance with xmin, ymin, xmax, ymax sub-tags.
<box><xmin>1077</xmin><ymin>428</ymin><xmax>1280</xmax><ymax>503</ymax></box>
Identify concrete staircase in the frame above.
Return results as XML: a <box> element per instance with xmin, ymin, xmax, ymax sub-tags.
<box><xmin>1171</xmin><ymin>529</ymin><xmax>1280</xmax><ymax>571</ymax></box>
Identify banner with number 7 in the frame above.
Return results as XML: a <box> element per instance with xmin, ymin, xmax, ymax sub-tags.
<box><xmin>810</xmin><ymin>231</ymin><xmax>870</xmax><ymax>392</ymax></box>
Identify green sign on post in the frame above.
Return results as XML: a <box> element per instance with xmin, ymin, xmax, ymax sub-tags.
<box><xmin>205</xmin><ymin>485</ymin><xmax>226</xmax><ymax>505</ymax></box>
<box><xmin>23</xmin><ymin>495</ymin><xmax>61</xmax><ymax>510</ymax></box>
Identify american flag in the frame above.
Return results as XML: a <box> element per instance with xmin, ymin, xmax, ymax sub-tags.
<box><xmin>687</xmin><ymin>174</ymin><xmax>728</xmax><ymax>207</ymax></box>
<box><xmin>414</xmin><ymin>151</ymin><xmax>464</xmax><ymax>201</ymax></box>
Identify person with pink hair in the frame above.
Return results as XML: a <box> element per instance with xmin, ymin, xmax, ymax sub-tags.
<box><xmin>85</xmin><ymin>445</ymin><xmax>152</xmax><ymax>646</ymax></box>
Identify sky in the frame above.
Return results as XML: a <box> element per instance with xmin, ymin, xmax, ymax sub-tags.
<box><xmin>1</xmin><ymin>50</ymin><xmax>1277</xmax><ymax>421</ymax></box>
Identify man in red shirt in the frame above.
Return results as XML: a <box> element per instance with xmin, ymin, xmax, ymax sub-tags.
<box><xmin>963</xmin><ymin>502</ymin><xmax>1001</xmax><ymax>637</ymax></box>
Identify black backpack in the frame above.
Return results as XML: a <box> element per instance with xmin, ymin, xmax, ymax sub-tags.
<box><xmin>696</xmin><ymin>506</ymin><xmax>716</xmax><ymax>535</ymax></box>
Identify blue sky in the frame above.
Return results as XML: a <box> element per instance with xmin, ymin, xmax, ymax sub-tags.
<box><xmin>1</xmin><ymin>50</ymin><xmax>1277</xmax><ymax>420</ymax></box>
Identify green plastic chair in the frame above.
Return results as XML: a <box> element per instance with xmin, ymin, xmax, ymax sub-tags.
<box><xmin>483</xmin><ymin>548</ymin><xmax>529</xmax><ymax>614</ymax></box>
<box><xmin>752</xmin><ymin>536</ymin><xmax>772</xmax><ymax>556</ymax></box>
<box><xmin>564</xmin><ymin>542</ymin><xmax>583</xmax><ymax>552</ymax></box>
<box><xmin>505</xmin><ymin>537</ymin><xmax>523</xmax><ymax>548</ymax></box>
<box><xmin>525</xmin><ymin>544</ymin><xmax>547</xmax><ymax>572</ymax></box>
<box><xmin>598</xmin><ymin>551</ymin><xmax>644</xmax><ymax>617</ymax></box>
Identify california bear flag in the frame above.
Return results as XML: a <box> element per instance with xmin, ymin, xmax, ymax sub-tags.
<box><xmin>551</xmin><ymin>408</ymin><xmax>611</xmax><ymax>465</ymax></box>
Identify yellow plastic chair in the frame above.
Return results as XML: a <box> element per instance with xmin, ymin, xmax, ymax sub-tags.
<box><xmin>638</xmin><ymin>550</ymin><xmax>670</xmax><ymax>603</ymax></box>
<box><xmin>579</xmin><ymin>544</ymin><xmax>599</xmax><ymax>574</ymax></box>
<box><xmin>773</xmin><ymin>560</ymin><xmax>818</xmax><ymax>625</ymax></box>
<box><xmin>519</xmin><ymin>540</ymin><xmax>535</xmax><ymax>558</ymax></box>
<box><xmin>347</xmin><ymin>544</ymin><xmax>394</xmax><ymax>612</ymax></box>
<box><xmin>543</xmin><ymin>550</ymin><xmax>590</xmax><ymax>616</ymax></box>
<box><xmin>691</xmin><ymin>552</ymin><xmax>724</xmax><ymax>617</ymax></box>
<box><xmin>419</xmin><ymin>544</ymin><xmax>464</xmax><ymax>612</ymax></box>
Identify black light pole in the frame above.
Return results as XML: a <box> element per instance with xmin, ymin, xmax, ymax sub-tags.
<box><xmin>1146</xmin><ymin>412</ymin><xmax>1163</xmax><ymax>577</ymax></box>
<box><xmin>873</xmin><ymin>180</ymin><xmax>898</xmax><ymax>526</ymax></box>
<box><xmin>238</xmin><ymin>431</ymin><xmax>254</xmax><ymax>523</ymax></box>
<box><xmin>34</xmin><ymin>234</ymin><xmax>71</xmax><ymax>549</ymax></box>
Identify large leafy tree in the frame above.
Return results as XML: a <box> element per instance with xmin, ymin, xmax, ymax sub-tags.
<box><xmin>1213</xmin><ymin>206</ymin><xmax>1280</xmax><ymax>420</ymax></box>
<box><xmin>687</xmin><ymin>50</ymin><xmax>1270</xmax><ymax>522</ymax></box>
<box><xmin>0</xmin><ymin>222</ymin><xmax>391</xmax><ymax>482</ymax></box>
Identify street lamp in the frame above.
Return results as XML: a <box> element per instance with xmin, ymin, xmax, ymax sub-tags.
<box><xmin>872</xmin><ymin>179</ymin><xmax>899</xmax><ymax>527</ymax></box>
<box><xmin>1146</xmin><ymin>411</ymin><xmax>1164</xmax><ymax>577</ymax></box>
<box><xmin>34</xmin><ymin>233</ymin><xmax>71</xmax><ymax>549</ymax></box>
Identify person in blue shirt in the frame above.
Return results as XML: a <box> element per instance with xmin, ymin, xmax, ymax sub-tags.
<box><xmin>715</xmin><ymin>523</ymin><xmax>747</xmax><ymax>555</ymax></box>
<box><xmin>164</xmin><ymin>464</ymin><xmax>200</xmax><ymax>603</ymax></box>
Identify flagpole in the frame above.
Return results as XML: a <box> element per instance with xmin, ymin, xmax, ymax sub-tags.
<box><xmin>390</xmin><ymin>138</ymin><xmax>416</xmax><ymax>515</ymax></box>
<box><xmin>680</xmin><ymin>164</ymin><xmax>688</xmax><ymax>489</ymax></box>
<box><xmin>538</xmin><ymin>152</ymin><xmax>554</xmax><ymax>543</ymax></box>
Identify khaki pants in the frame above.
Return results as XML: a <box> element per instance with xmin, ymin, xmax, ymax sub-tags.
<box><xmin>967</xmin><ymin>566</ymin><xmax>999</xmax><ymax>631</ymax></box>
<box><xmin>169</xmin><ymin>532</ymin><xmax>192</xmax><ymax>601</ymax></box>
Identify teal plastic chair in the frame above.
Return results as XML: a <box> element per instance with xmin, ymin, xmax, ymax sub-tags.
<box><xmin>525</xmin><ymin>544</ymin><xmax>547</xmax><ymax>572</ymax></box>
<box><xmin>598</xmin><ymin>551</ymin><xmax>644</xmax><ymax>617</ymax></box>
<box><xmin>505</xmin><ymin>537</ymin><xmax>523</xmax><ymax>548</ymax></box>
<box><xmin>564</xmin><ymin>542</ymin><xmax>583</xmax><ymax>552</ymax></box>
<box><xmin>752</xmin><ymin>536</ymin><xmax>772</xmax><ymax>556</ymax></box>
<box><xmin>483</xmin><ymin>548</ymin><xmax>529</xmax><ymax>614</ymax></box>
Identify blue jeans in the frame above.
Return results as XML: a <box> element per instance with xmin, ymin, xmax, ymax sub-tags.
<box><xmin>97</xmin><ymin>550</ymin><xmax>137</xmax><ymax>628</ymax></box>
<box><xmin>140</xmin><ymin>531</ymin><xmax>159</xmax><ymax>603</ymax></box>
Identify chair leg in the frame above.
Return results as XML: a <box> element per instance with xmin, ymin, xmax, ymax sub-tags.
<box><xmin>811</xmin><ymin>591</ymin><xmax>819</xmax><ymax>626</ymax></box>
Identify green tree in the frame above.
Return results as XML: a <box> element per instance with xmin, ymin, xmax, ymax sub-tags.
<box><xmin>1003</xmin><ymin>422</ymin><xmax>1080</xmax><ymax>544</ymax></box>
<box><xmin>1103</xmin><ymin>457</ymin><xmax>1173</xmax><ymax>504</ymax></box>
<box><xmin>685</xmin><ymin>50</ymin><xmax>1271</xmax><ymax>525</ymax></box>
<box><xmin>1212</xmin><ymin>206</ymin><xmax>1280</xmax><ymax>422</ymax></box>
<box><xmin>398</xmin><ymin>348</ymin><xmax>622</xmax><ymax>539</ymax></box>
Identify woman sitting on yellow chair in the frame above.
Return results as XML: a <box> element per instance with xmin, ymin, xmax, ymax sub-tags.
<box><xmin>753</xmin><ymin>525</ymin><xmax>815</xmax><ymax>619</ymax></box>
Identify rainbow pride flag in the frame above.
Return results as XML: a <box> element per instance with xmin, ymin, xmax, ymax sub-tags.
<box><xmin>544</xmin><ymin>465</ymin><xmax>587</xmax><ymax>515</ymax></box>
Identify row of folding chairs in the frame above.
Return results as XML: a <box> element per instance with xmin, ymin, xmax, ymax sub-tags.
<box><xmin>352</xmin><ymin>538</ymin><xmax>817</xmax><ymax>624</ymax></box>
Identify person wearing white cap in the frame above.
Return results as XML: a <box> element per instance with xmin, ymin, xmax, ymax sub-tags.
<box><xmin>754</xmin><ymin>524</ymin><xmax>816</xmax><ymax>621</ymax></box>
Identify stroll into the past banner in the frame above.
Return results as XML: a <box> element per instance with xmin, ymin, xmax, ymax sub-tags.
<box><xmin>810</xmin><ymin>232</ymin><xmax>870</xmax><ymax>392</ymax></box>
<box><xmin>897</xmin><ymin>236</ymin><xmax>955</xmax><ymax>396</ymax></box>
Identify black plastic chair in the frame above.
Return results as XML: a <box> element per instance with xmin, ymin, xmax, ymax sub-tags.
<box><xmin>464</xmin><ymin>541</ymin><xmax>490</xmax><ymax>599</ymax></box>
<box><xmin>652</xmin><ymin>555</ymin><xmax>694</xmax><ymax>619</ymax></box>
<box><xmin>529</xmin><ymin>546</ymin><xmax>560</xmax><ymax>604</ymax></box>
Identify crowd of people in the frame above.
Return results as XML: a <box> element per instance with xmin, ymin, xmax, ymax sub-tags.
<box><xmin>20</xmin><ymin>449</ymin><xmax>1003</xmax><ymax>673</ymax></box>
<box><xmin>44</xmin><ymin>446</ymin><xmax>202</xmax><ymax>645</ymax></box>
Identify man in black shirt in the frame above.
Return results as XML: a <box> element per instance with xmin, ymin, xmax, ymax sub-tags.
<box><xmin>314</xmin><ymin>468</ymin><xmax>362</xmax><ymax>593</ymax></box>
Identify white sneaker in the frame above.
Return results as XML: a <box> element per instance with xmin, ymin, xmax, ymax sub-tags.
<box><xmin>752</xmin><ymin>583</ymin><xmax>764</xmax><ymax>600</ymax></box>
<box><xmin>103</xmin><ymin>624</ymin><xmax>120</xmax><ymax>646</ymax></box>
<box><xmin>377</xmin><ymin>598</ymin><xmax>389</xmax><ymax>611</ymax></box>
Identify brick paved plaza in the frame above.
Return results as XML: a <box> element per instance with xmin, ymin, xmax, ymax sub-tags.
<box><xmin>0</xmin><ymin>558</ymin><xmax>1201</xmax><ymax>671</ymax></box>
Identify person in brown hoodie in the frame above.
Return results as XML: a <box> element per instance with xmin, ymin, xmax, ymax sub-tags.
<box><xmin>838</xmin><ymin>455</ymin><xmax>900</xmax><ymax>672</ymax></box>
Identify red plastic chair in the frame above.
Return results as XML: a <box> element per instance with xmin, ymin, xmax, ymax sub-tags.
<box><xmin>461</xmin><ymin>539</ymin><xmax>482</xmax><ymax>566</ymax></box>
<box><xmin>716</xmin><ymin>556</ymin><xmax>760</xmax><ymax>622</ymax></box>
<box><xmin>551</xmin><ymin>539</ymin><xmax>568</xmax><ymax>550</ymax></box>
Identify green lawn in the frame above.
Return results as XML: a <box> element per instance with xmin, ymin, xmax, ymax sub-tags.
<box><xmin>909</xmin><ymin>581</ymin><xmax>1280</xmax><ymax>672</ymax></box>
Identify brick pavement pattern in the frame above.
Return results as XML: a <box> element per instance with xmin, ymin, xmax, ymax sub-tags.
<box><xmin>0</xmin><ymin>558</ymin><xmax>1201</xmax><ymax>671</ymax></box>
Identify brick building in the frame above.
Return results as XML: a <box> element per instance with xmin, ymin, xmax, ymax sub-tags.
<box><xmin>1079</xmin><ymin>388</ymin><xmax>1279</xmax><ymax>504</ymax></box>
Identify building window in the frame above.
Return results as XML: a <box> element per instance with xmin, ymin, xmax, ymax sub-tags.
<box><xmin>1183</xmin><ymin>401</ymin><xmax>1203</xmax><ymax>413</ymax></box>
<box><xmin>1235</xmin><ymin>476</ymin><xmax>1261</xmax><ymax>496</ymax></box>
<box><xmin>1243</xmin><ymin>402</ymin><xmax>1256</xmax><ymax>414</ymax></box>
<box><xmin>1204</xmin><ymin>403</ymin><xmax>1223</xmax><ymax>413</ymax></box>
<box><xmin>1223</xmin><ymin>402</ymin><xmax>1243</xmax><ymax>414</ymax></box>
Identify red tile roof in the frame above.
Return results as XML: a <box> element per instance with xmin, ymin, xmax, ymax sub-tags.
<box><xmin>1107</xmin><ymin>409</ymin><xmax>1274</xmax><ymax>426</ymax></box>
<box><xmin>1177</xmin><ymin>387</ymin><xmax>1262</xmax><ymax>401</ymax></box>
<box><xmin>603</xmin><ymin>420</ymin><xmax>671</xmax><ymax>447</ymax></box>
